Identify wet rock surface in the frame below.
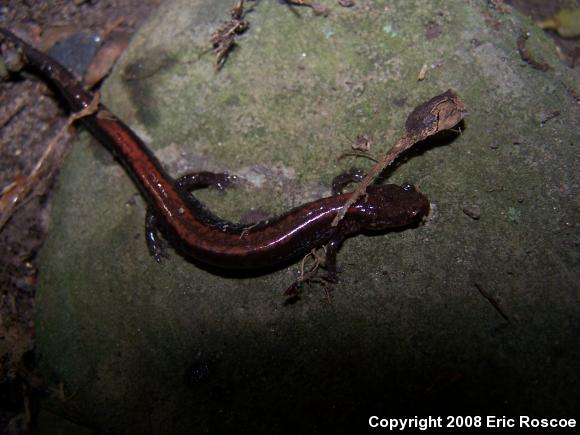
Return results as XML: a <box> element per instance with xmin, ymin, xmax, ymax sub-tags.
<box><xmin>35</xmin><ymin>0</ymin><xmax>578</xmax><ymax>432</ymax></box>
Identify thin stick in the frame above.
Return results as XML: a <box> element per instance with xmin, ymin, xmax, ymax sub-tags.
<box><xmin>475</xmin><ymin>282</ymin><xmax>511</xmax><ymax>323</ymax></box>
<box><xmin>332</xmin><ymin>90</ymin><xmax>466</xmax><ymax>226</ymax></box>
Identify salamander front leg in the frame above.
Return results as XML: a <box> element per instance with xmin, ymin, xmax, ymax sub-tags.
<box><xmin>331</xmin><ymin>168</ymin><xmax>365</xmax><ymax>195</ymax></box>
<box><xmin>145</xmin><ymin>209</ymin><xmax>169</xmax><ymax>263</ymax></box>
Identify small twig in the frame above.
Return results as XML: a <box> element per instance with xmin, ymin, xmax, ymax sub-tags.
<box><xmin>474</xmin><ymin>282</ymin><xmax>511</xmax><ymax>323</ymax></box>
<box><xmin>298</xmin><ymin>248</ymin><xmax>323</xmax><ymax>282</ymax></box>
<box><xmin>336</xmin><ymin>151</ymin><xmax>378</xmax><ymax>163</ymax></box>
<box><xmin>338</xmin><ymin>0</ymin><xmax>355</xmax><ymax>7</ymax></box>
<box><xmin>321</xmin><ymin>284</ymin><xmax>333</xmax><ymax>304</ymax></box>
<box><xmin>0</xmin><ymin>98</ymin><xmax>26</xmax><ymax>128</ymax></box>
<box><xmin>283</xmin><ymin>248</ymin><xmax>325</xmax><ymax>297</ymax></box>
<box><xmin>0</xmin><ymin>123</ymin><xmax>73</xmax><ymax>232</ymax></box>
<box><xmin>331</xmin><ymin>90</ymin><xmax>466</xmax><ymax>226</ymax></box>
<box><xmin>417</xmin><ymin>60</ymin><xmax>443</xmax><ymax>81</ymax></box>
<box><xmin>0</xmin><ymin>93</ymin><xmax>99</xmax><ymax>232</ymax></box>
<box><xmin>540</xmin><ymin>110</ymin><xmax>560</xmax><ymax>127</ymax></box>
<box><xmin>283</xmin><ymin>0</ymin><xmax>331</xmax><ymax>17</ymax></box>
<box><xmin>67</xmin><ymin>91</ymin><xmax>100</xmax><ymax>125</ymax></box>
<box><xmin>417</xmin><ymin>64</ymin><xmax>428</xmax><ymax>81</ymax></box>
<box><xmin>210</xmin><ymin>0</ymin><xmax>250</xmax><ymax>71</ymax></box>
<box><xmin>560</xmin><ymin>81</ymin><xmax>580</xmax><ymax>103</ymax></box>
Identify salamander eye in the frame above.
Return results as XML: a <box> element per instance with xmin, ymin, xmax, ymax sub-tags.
<box><xmin>402</xmin><ymin>182</ymin><xmax>414</xmax><ymax>192</ymax></box>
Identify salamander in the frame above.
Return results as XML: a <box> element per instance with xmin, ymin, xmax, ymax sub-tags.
<box><xmin>0</xmin><ymin>28</ymin><xmax>429</xmax><ymax>277</ymax></box>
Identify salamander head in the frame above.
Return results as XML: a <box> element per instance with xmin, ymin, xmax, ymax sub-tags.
<box><xmin>350</xmin><ymin>183</ymin><xmax>430</xmax><ymax>231</ymax></box>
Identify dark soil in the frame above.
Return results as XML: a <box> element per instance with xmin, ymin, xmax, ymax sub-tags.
<box><xmin>0</xmin><ymin>1</ymin><xmax>161</xmax><ymax>433</ymax></box>
<box><xmin>0</xmin><ymin>0</ymin><xmax>577</xmax><ymax>433</ymax></box>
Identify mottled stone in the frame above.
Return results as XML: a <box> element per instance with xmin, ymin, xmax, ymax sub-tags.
<box><xmin>36</xmin><ymin>0</ymin><xmax>579</xmax><ymax>432</ymax></box>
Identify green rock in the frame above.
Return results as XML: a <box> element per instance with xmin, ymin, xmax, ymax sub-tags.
<box><xmin>37</xmin><ymin>0</ymin><xmax>579</xmax><ymax>432</ymax></box>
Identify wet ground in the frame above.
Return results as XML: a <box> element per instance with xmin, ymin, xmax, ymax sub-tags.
<box><xmin>0</xmin><ymin>1</ymin><xmax>161</xmax><ymax>432</ymax></box>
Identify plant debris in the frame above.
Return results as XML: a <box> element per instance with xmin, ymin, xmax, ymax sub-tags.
<box><xmin>211</xmin><ymin>0</ymin><xmax>250</xmax><ymax>71</ymax></box>
<box><xmin>283</xmin><ymin>248</ymin><xmax>329</xmax><ymax>303</ymax></box>
<box><xmin>540</xmin><ymin>110</ymin><xmax>561</xmax><ymax>126</ymax></box>
<box><xmin>283</xmin><ymin>0</ymin><xmax>331</xmax><ymax>17</ymax></box>
<box><xmin>462</xmin><ymin>205</ymin><xmax>481</xmax><ymax>220</ymax></box>
<box><xmin>352</xmin><ymin>133</ymin><xmax>372</xmax><ymax>152</ymax></box>
<box><xmin>332</xmin><ymin>90</ymin><xmax>466</xmax><ymax>226</ymax></box>
<box><xmin>338</xmin><ymin>0</ymin><xmax>355</xmax><ymax>8</ymax></box>
<box><xmin>417</xmin><ymin>63</ymin><xmax>428</xmax><ymax>81</ymax></box>
<box><xmin>474</xmin><ymin>282</ymin><xmax>511</xmax><ymax>323</ymax></box>
<box><xmin>417</xmin><ymin>59</ymin><xmax>443</xmax><ymax>81</ymax></box>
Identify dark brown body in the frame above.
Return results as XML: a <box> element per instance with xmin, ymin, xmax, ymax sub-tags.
<box><xmin>0</xmin><ymin>28</ymin><xmax>429</xmax><ymax>269</ymax></box>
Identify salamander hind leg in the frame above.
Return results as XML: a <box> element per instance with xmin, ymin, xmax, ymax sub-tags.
<box><xmin>322</xmin><ymin>234</ymin><xmax>345</xmax><ymax>283</ymax></box>
<box><xmin>146</xmin><ymin>172</ymin><xmax>237</xmax><ymax>263</ymax></box>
